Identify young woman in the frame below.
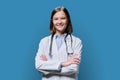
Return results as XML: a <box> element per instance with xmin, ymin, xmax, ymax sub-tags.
<box><xmin>35</xmin><ymin>6</ymin><xmax>82</xmax><ymax>80</ymax></box>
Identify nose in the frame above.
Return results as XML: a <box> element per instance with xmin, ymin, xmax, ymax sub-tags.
<box><xmin>57</xmin><ymin>19</ymin><xmax>62</xmax><ymax>23</ymax></box>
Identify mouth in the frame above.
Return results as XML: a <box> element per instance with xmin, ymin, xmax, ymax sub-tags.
<box><xmin>56</xmin><ymin>24</ymin><xmax>64</xmax><ymax>27</ymax></box>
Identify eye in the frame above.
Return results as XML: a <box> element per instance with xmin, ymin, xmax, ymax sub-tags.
<box><xmin>53</xmin><ymin>18</ymin><xmax>58</xmax><ymax>20</ymax></box>
<box><xmin>61</xmin><ymin>17</ymin><xmax>66</xmax><ymax>20</ymax></box>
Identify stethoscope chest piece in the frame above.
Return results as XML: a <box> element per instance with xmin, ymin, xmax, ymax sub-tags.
<box><xmin>65</xmin><ymin>36</ymin><xmax>74</xmax><ymax>56</ymax></box>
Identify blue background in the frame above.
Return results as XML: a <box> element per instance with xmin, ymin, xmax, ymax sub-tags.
<box><xmin>0</xmin><ymin>0</ymin><xmax>120</xmax><ymax>80</ymax></box>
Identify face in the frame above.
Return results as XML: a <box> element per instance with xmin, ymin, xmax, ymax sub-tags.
<box><xmin>52</xmin><ymin>11</ymin><xmax>68</xmax><ymax>35</ymax></box>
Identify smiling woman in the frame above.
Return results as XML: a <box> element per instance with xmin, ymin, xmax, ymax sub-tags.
<box><xmin>35</xmin><ymin>6</ymin><xmax>82</xmax><ymax>80</ymax></box>
<box><xmin>52</xmin><ymin>10</ymin><xmax>67</xmax><ymax>35</ymax></box>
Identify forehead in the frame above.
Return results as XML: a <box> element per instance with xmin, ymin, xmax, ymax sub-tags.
<box><xmin>53</xmin><ymin>11</ymin><xmax>66</xmax><ymax>18</ymax></box>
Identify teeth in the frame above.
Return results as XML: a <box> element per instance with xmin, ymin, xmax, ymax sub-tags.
<box><xmin>57</xmin><ymin>24</ymin><xmax>63</xmax><ymax>26</ymax></box>
<box><xmin>57</xmin><ymin>25</ymin><xmax>62</xmax><ymax>26</ymax></box>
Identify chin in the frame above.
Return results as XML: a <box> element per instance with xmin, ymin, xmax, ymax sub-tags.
<box><xmin>58</xmin><ymin>29</ymin><xmax>65</xmax><ymax>33</ymax></box>
<box><xmin>58</xmin><ymin>28</ymin><xmax>64</xmax><ymax>31</ymax></box>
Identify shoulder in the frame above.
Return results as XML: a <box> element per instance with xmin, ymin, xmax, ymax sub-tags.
<box><xmin>71</xmin><ymin>35</ymin><xmax>83</xmax><ymax>49</ymax></box>
<box><xmin>39</xmin><ymin>35</ymin><xmax>51</xmax><ymax>44</ymax></box>
<box><xmin>71</xmin><ymin>35</ymin><xmax>82</xmax><ymax>43</ymax></box>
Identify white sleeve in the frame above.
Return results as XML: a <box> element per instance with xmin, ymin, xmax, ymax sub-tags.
<box><xmin>60</xmin><ymin>38</ymin><xmax>82</xmax><ymax>75</ymax></box>
<box><xmin>35</xmin><ymin>39</ymin><xmax>61</xmax><ymax>75</ymax></box>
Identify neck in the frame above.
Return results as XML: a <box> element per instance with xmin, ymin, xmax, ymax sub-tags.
<box><xmin>56</xmin><ymin>32</ymin><xmax>64</xmax><ymax>36</ymax></box>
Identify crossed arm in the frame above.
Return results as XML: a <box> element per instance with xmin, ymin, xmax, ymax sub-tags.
<box><xmin>40</xmin><ymin>54</ymin><xmax>80</xmax><ymax>67</ymax></box>
<box><xmin>35</xmin><ymin>54</ymin><xmax>80</xmax><ymax>75</ymax></box>
<box><xmin>35</xmin><ymin>38</ymin><xmax>82</xmax><ymax>75</ymax></box>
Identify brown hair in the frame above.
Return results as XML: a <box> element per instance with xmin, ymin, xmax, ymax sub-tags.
<box><xmin>50</xmin><ymin>6</ymin><xmax>73</xmax><ymax>34</ymax></box>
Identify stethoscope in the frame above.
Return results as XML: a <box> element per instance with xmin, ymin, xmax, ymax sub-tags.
<box><xmin>49</xmin><ymin>33</ymin><xmax>74</xmax><ymax>58</ymax></box>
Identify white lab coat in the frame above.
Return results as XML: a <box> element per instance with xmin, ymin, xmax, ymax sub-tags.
<box><xmin>35</xmin><ymin>34</ymin><xmax>82</xmax><ymax>80</ymax></box>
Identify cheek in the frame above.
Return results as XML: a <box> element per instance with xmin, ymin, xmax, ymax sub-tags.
<box><xmin>52</xmin><ymin>21</ymin><xmax>57</xmax><ymax>25</ymax></box>
<box><xmin>64</xmin><ymin>21</ymin><xmax>68</xmax><ymax>27</ymax></box>
<box><xmin>64</xmin><ymin>20</ymin><xmax>68</xmax><ymax>25</ymax></box>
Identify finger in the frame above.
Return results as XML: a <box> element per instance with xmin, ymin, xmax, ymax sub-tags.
<box><xmin>74</xmin><ymin>59</ymin><xmax>80</xmax><ymax>64</ymax></box>
<box><xmin>71</xmin><ymin>55</ymin><xmax>79</xmax><ymax>59</ymax></box>
<box><xmin>40</xmin><ymin>55</ymin><xmax>47</xmax><ymax>60</ymax></box>
<box><xmin>73</xmin><ymin>59</ymin><xmax>80</xmax><ymax>63</ymax></box>
<box><xmin>72</xmin><ymin>61</ymin><xmax>80</xmax><ymax>65</ymax></box>
<box><xmin>73</xmin><ymin>58</ymin><xmax>80</xmax><ymax>61</ymax></box>
<box><xmin>41</xmin><ymin>57</ymin><xmax>47</xmax><ymax>61</ymax></box>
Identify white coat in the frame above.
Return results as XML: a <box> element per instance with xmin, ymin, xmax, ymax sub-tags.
<box><xmin>35</xmin><ymin>34</ymin><xmax>82</xmax><ymax>80</ymax></box>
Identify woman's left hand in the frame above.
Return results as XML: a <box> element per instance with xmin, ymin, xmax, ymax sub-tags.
<box><xmin>61</xmin><ymin>54</ymin><xmax>80</xmax><ymax>67</ymax></box>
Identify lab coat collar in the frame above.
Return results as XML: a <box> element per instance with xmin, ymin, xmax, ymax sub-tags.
<box><xmin>54</xmin><ymin>33</ymin><xmax>67</xmax><ymax>39</ymax></box>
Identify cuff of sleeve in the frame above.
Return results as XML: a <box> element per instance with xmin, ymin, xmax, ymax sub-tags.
<box><xmin>58</xmin><ymin>65</ymin><xmax>62</xmax><ymax>71</ymax></box>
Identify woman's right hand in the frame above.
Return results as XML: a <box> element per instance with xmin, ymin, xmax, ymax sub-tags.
<box><xmin>40</xmin><ymin>54</ymin><xmax>47</xmax><ymax>61</ymax></box>
<box><xmin>61</xmin><ymin>55</ymin><xmax>80</xmax><ymax>67</ymax></box>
